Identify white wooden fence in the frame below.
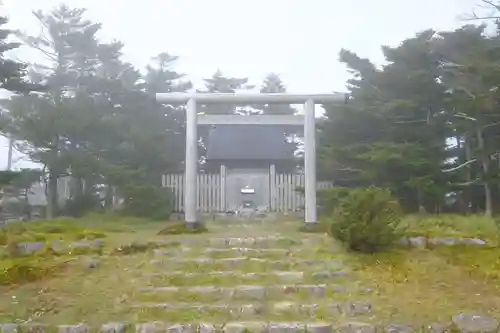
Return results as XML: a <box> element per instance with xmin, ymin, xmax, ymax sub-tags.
<box><xmin>162</xmin><ymin>173</ymin><xmax>333</xmax><ymax>212</ymax></box>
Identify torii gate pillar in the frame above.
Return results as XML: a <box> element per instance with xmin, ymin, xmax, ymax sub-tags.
<box><xmin>185</xmin><ymin>98</ymin><xmax>198</xmax><ymax>226</ymax></box>
<box><xmin>156</xmin><ymin>92</ymin><xmax>347</xmax><ymax>228</ymax></box>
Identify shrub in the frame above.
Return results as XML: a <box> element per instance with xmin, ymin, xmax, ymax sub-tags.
<box><xmin>157</xmin><ymin>222</ymin><xmax>208</xmax><ymax>235</ymax></box>
<box><xmin>0</xmin><ymin>256</ymin><xmax>64</xmax><ymax>285</ymax></box>
<box><xmin>70</xmin><ymin>246</ymin><xmax>103</xmax><ymax>256</ymax></box>
<box><xmin>81</xmin><ymin>230</ymin><xmax>107</xmax><ymax>240</ymax></box>
<box><xmin>317</xmin><ymin>187</ymin><xmax>351</xmax><ymax>216</ymax></box>
<box><xmin>2</xmin><ymin>197</ymin><xmax>30</xmax><ymax>220</ymax></box>
<box><xmin>111</xmin><ymin>242</ymin><xmax>159</xmax><ymax>255</ymax></box>
<box><xmin>62</xmin><ymin>193</ymin><xmax>103</xmax><ymax>218</ymax></box>
<box><xmin>121</xmin><ymin>184</ymin><xmax>173</xmax><ymax>220</ymax></box>
<box><xmin>329</xmin><ymin>186</ymin><xmax>402</xmax><ymax>253</ymax></box>
<box><xmin>295</xmin><ymin>186</ymin><xmax>350</xmax><ymax>217</ymax></box>
<box><xmin>0</xmin><ymin>229</ymin><xmax>7</xmax><ymax>245</ymax></box>
<box><xmin>0</xmin><ymin>228</ymin><xmax>47</xmax><ymax>247</ymax></box>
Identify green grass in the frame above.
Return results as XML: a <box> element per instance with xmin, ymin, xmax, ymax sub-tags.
<box><xmin>0</xmin><ymin>223</ymin><xmax>106</xmax><ymax>246</ymax></box>
<box><xmin>0</xmin><ymin>255</ymin><xmax>69</xmax><ymax>286</ymax></box>
<box><xmin>1</xmin><ymin>214</ymin><xmax>500</xmax><ymax>326</ymax></box>
<box><xmin>345</xmin><ymin>246</ymin><xmax>500</xmax><ymax>324</ymax></box>
<box><xmin>298</xmin><ymin>220</ymin><xmax>329</xmax><ymax>233</ymax></box>
<box><xmin>308</xmin><ymin>214</ymin><xmax>499</xmax><ymax>239</ymax></box>
<box><xmin>0</xmin><ymin>213</ymin><xmax>155</xmax><ymax>247</ymax></box>
<box><xmin>157</xmin><ymin>221</ymin><xmax>209</xmax><ymax>235</ymax></box>
<box><xmin>112</xmin><ymin>241</ymin><xmax>181</xmax><ymax>256</ymax></box>
<box><xmin>400</xmin><ymin>214</ymin><xmax>499</xmax><ymax>239</ymax></box>
<box><xmin>0</xmin><ymin>215</ymin><xmax>173</xmax><ymax>279</ymax></box>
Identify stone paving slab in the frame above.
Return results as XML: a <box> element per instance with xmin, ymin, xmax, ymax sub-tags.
<box><xmin>3</xmin><ymin>317</ymin><xmax>500</xmax><ymax>333</ymax></box>
<box><xmin>0</xmin><ymin>322</ymin><xmax>357</xmax><ymax>333</ymax></box>
<box><xmin>144</xmin><ymin>271</ymin><xmax>305</xmax><ymax>282</ymax></box>
<box><xmin>170</xmin><ymin>235</ymin><xmax>488</xmax><ymax>249</ymax></box>
<box><xmin>10</xmin><ymin>239</ymin><xmax>104</xmax><ymax>255</ymax></box>
<box><xmin>138</xmin><ymin>284</ymin><xmax>350</xmax><ymax>299</ymax></box>
<box><xmin>149</xmin><ymin>257</ymin><xmax>345</xmax><ymax>270</ymax></box>
<box><xmin>398</xmin><ymin>236</ymin><xmax>487</xmax><ymax>247</ymax></box>
<box><xmin>152</xmin><ymin>248</ymin><xmax>306</xmax><ymax>256</ymax></box>
<box><xmin>151</xmin><ymin>236</ymin><xmax>327</xmax><ymax>249</ymax></box>
<box><xmin>130</xmin><ymin>300</ymin><xmax>373</xmax><ymax>317</ymax></box>
<box><xmin>177</xmin><ymin>236</ymin><xmax>303</xmax><ymax>247</ymax></box>
<box><xmin>143</xmin><ymin>270</ymin><xmax>349</xmax><ymax>281</ymax></box>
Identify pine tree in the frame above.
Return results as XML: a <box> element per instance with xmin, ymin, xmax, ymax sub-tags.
<box><xmin>0</xmin><ymin>16</ymin><xmax>37</xmax><ymax>93</ymax></box>
<box><xmin>259</xmin><ymin>73</ymin><xmax>295</xmax><ymax>115</ymax></box>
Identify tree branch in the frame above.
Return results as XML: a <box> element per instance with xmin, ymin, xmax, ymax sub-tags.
<box><xmin>335</xmin><ymin>167</ymin><xmax>363</xmax><ymax>172</ymax></box>
<box><xmin>481</xmin><ymin>0</ymin><xmax>500</xmax><ymax>12</ymax></box>
<box><xmin>466</xmin><ymin>15</ymin><xmax>500</xmax><ymax>20</ymax></box>
<box><xmin>450</xmin><ymin>178</ymin><xmax>480</xmax><ymax>186</ymax></box>
<box><xmin>464</xmin><ymin>0</ymin><xmax>500</xmax><ymax>21</ymax></box>
<box><xmin>454</xmin><ymin>113</ymin><xmax>477</xmax><ymax>121</ymax></box>
<box><xmin>442</xmin><ymin>159</ymin><xmax>477</xmax><ymax>173</ymax></box>
<box><xmin>394</xmin><ymin>119</ymin><xmax>426</xmax><ymax>124</ymax></box>
<box><xmin>483</xmin><ymin>120</ymin><xmax>500</xmax><ymax>129</ymax></box>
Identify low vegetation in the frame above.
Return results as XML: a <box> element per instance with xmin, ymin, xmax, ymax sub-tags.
<box><xmin>0</xmin><ymin>215</ymin><xmax>169</xmax><ymax>284</ymax></box>
<box><xmin>298</xmin><ymin>186</ymin><xmax>500</xmax><ymax>322</ymax></box>
<box><xmin>346</xmin><ymin>246</ymin><xmax>500</xmax><ymax>324</ymax></box>
<box><xmin>303</xmin><ymin>186</ymin><xmax>500</xmax><ymax>250</ymax></box>
<box><xmin>111</xmin><ymin>241</ymin><xmax>181</xmax><ymax>256</ymax></box>
<box><xmin>0</xmin><ymin>256</ymin><xmax>69</xmax><ymax>286</ymax></box>
<box><xmin>0</xmin><ymin>218</ymin><xmax>108</xmax><ymax>246</ymax></box>
<box><xmin>297</xmin><ymin>221</ymin><xmax>328</xmax><ymax>234</ymax></box>
<box><xmin>157</xmin><ymin>222</ymin><xmax>209</xmax><ymax>235</ymax></box>
<box><xmin>400</xmin><ymin>214</ymin><xmax>500</xmax><ymax>240</ymax></box>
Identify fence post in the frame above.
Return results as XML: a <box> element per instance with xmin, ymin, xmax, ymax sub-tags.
<box><xmin>220</xmin><ymin>164</ymin><xmax>227</xmax><ymax>212</ymax></box>
<box><xmin>269</xmin><ymin>164</ymin><xmax>276</xmax><ymax>211</ymax></box>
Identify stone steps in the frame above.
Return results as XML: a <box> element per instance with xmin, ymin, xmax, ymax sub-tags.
<box><xmin>138</xmin><ymin>230</ymin><xmax>360</xmax><ymax>326</ymax></box>
<box><xmin>137</xmin><ymin>284</ymin><xmax>353</xmax><ymax>301</ymax></box>
<box><xmin>139</xmin><ymin>229</ymin><xmax>359</xmax><ymax>323</ymax></box>
<box><xmin>132</xmin><ymin>320</ymin><xmax>497</xmax><ymax>333</ymax></box>
<box><xmin>130</xmin><ymin>300</ymin><xmax>373</xmax><ymax>317</ymax></box>
<box><xmin>143</xmin><ymin>270</ymin><xmax>348</xmax><ymax>283</ymax></box>
<box><xmin>149</xmin><ymin>257</ymin><xmax>345</xmax><ymax>271</ymax></box>
<box><xmin>0</xmin><ymin>321</ymin><xmax>443</xmax><ymax>333</ymax></box>
<box><xmin>2</xmin><ymin>319</ymin><xmax>500</xmax><ymax>333</ymax></box>
<box><xmin>153</xmin><ymin>248</ymin><xmax>308</xmax><ymax>257</ymax></box>
<box><xmin>142</xmin><ymin>271</ymin><xmax>351</xmax><ymax>288</ymax></box>
<box><xmin>176</xmin><ymin>236</ymin><xmax>305</xmax><ymax>247</ymax></box>
<box><xmin>153</xmin><ymin>236</ymin><xmax>325</xmax><ymax>251</ymax></box>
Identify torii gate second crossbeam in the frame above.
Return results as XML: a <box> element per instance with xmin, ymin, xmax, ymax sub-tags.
<box><xmin>156</xmin><ymin>92</ymin><xmax>348</xmax><ymax>228</ymax></box>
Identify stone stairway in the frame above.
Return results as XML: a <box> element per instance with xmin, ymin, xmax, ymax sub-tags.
<box><xmin>125</xmin><ymin>224</ymin><xmax>380</xmax><ymax>332</ymax></box>
<box><xmin>2</xmin><ymin>221</ymin><xmax>499</xmax><ymax>332</ymax></box>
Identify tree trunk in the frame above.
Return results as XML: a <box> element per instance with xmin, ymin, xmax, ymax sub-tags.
<box><xmin>70</xmin><ymin>177</ymin><xmax>84</xmax><ymax>199</ymax></box>
<box><xmin>497</xmin><ymin>158</ymin><xmax>500</xmax><ymax>214</ymax></box>
<box><xmin>46</xmin><ymin>169</ymin><xmax>59</xmax><ymax>219</ymax></box>
<box><xmin>23</xmin><ymin>187</ymin><xmax>31</xmax><ymax>220</ymax></box>
<box><xmin>104</xmin><ymin>185</ymin><xmax>114</xmax><ymax>209</ymax></box>
<box><xmin>477</xmin><ymin>129</ymin><xmax>492</xmax><ymax>217</ymax></box>
<box><xmin>458</xmin><ymin>134</ymin><xmax>473</xmax><ymax>214</ymax></box>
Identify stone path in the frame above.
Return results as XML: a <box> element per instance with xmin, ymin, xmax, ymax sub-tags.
<box><xmin>125</xmin><ymin>223</ymin><xmax>383</xmax><ymax>332</ymax></box>
<box><xmin>2</xmin><ymin>221</ymin><xmax>499</xmax><ymax>332</ymax></box>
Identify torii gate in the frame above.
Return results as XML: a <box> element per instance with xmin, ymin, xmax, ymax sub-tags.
<box><xmin>156</xmin><ymin>92</ymin><xmax>347</xmax><ymax>228</ymax></box>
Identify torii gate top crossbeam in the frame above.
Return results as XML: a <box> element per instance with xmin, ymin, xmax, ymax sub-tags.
<box><xmin>156</xmin><ymin>92</ymin><xmax>348</xmax><ymax>104</ymax></box>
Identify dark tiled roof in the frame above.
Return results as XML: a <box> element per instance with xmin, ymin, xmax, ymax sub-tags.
<box><xmin>206</xmin><ymin>125</ymin><xmax>294</xmax><ymax>160</ymax></box>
